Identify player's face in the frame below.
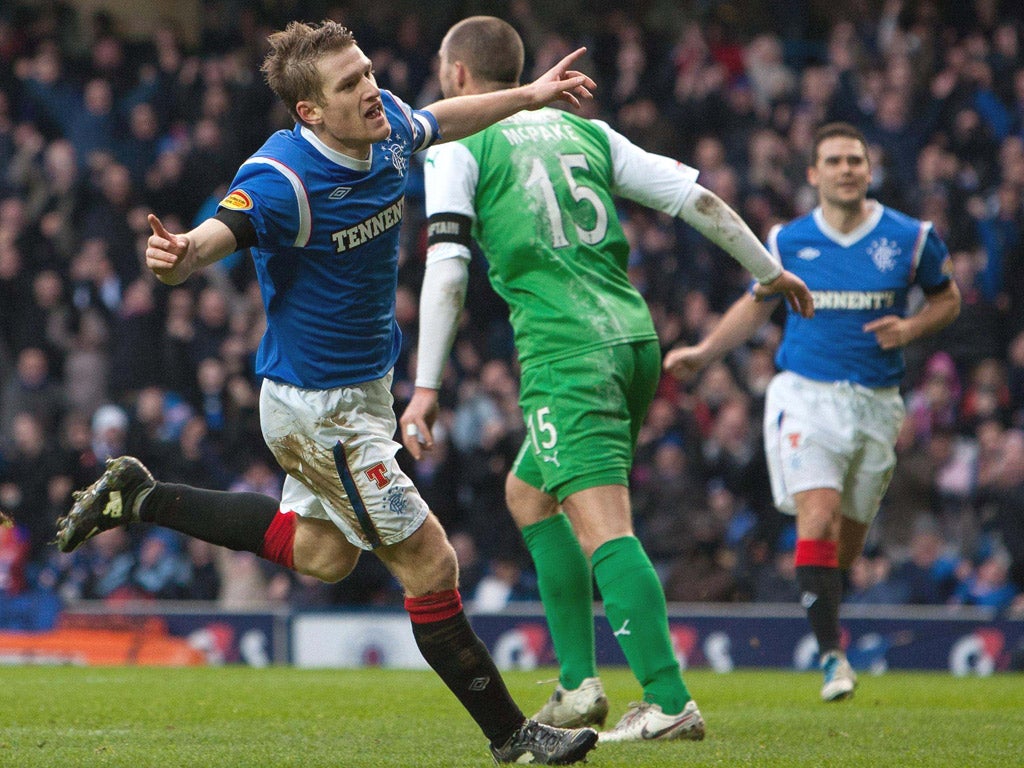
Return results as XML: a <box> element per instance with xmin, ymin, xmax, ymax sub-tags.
<box><xmin>808</xmin><ymin>136</ymin><xmax>872</xmax><ymax>210</ymax></box>
<box><xmin>303</xmin><ymin>45</ymin><xmax>391</xmax><ymax>158</ymax></box>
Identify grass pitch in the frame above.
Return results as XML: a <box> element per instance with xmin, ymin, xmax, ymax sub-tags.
<box><xmin>2</xmin><ymin>666</ymin><xmax>1020</xmax><ymax>767</ymax></box>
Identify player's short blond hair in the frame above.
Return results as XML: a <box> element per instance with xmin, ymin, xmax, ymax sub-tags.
<box><xmin>261</xmin><ymin>21</ymin><xmax>356</xmax><ymax>124</ymax></box>
<box><xmin>441</xmin><ymin>16</ymin><xmax>524</xmax><ymax>87</ymax></box>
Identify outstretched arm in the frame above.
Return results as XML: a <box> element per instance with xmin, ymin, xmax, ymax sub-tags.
<box><xmin>594</xmin><ymin>122</ymin><xmax>813</xmax><ymax>319</ymax></box>
<box><xmin>425</xmin><ymin>48</ymin><xmax>595</xmax><ymax>142</ymax></box>
<box><xmin>146</xmin><ymin>214</ymin><xmax>237</xmax><ymax>285</ymax></box>
<box><xmin>678</xmin><ymin>186</ymin><xmax>813</xmax><ymax>318</ymax></box>
<box><xmin>664</xmin><ymin>292</ymin><xmax>779</xmax><ymax>380</ymax></box>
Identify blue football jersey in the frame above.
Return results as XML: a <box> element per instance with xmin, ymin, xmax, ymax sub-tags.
<box><xmin>769</xmin><ymin>203</ymin><xmax>952</xmax><ymax>388</ymax></box>
<box><xmin>218</xmin><ymin>90</ymin><xmax>438</xmax><ymax>389</ymax></box>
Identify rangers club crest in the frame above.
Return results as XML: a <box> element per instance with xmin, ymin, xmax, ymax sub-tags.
<box><xmin>381</xmin><ymin>137</ymin><xmax>408</xmax><ymax>177</ymax></box>
<box><xmin>867</xmin><ymin>237</ymin><xmax>900</xmax><ymax>272</ymax></box>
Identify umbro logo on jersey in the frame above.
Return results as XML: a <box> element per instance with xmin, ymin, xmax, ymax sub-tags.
<box><xmin>329</xmin><ymin>187</ymin><xmax>351</xmax><ymax>200</ymax></box>
<box><xmin>797</xmin><ymin>247</ymin><xmax>821</xmax><ymax>260</ymax></box>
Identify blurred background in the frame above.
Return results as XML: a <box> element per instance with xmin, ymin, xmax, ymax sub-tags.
<box><xmin>0</xmin><ymin>0</ymin><xmax>1023</xmax><ymax>635</ymax></box>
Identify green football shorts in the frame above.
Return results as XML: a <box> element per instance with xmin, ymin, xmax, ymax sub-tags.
<box><xmin>512</xmin><ymin>339</ymin><xmax>661</xmax><ymax>502</ymax></box>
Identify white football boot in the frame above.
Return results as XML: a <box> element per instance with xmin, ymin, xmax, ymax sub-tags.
<box><xmin>533</xmin><ymin>676</ymin><xmax>610</xmax><ymax>728</ymax></box>
<box><xmin>820</xmin><ymin>650</ymin><xmax>857</xmax><ymax>701</ymax></box>
<box><xmin>599</xmin><ymin>699</ymin><xmax>705</xmax><ymax>743</ymax></box>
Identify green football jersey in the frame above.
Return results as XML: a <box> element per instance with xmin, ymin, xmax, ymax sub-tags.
<box><xmin>458</xmin><ymin>108</ymin><xmax>658</xmax><ymax>368</ymax></box>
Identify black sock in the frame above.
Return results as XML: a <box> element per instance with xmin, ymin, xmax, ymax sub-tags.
<box><xmin>796</xmin><ymin>564</ymin><xmax>843</xmax><ymax>654</ymax></box>
<box><xmin>406</xmin><ymin>592</ymin><xmax>524</xmax><ymax>745</ymax></box>
<box><xmin>140</xmin><ymin>483</ymin><xmax>278</xmax><ymax>554</ymax></box>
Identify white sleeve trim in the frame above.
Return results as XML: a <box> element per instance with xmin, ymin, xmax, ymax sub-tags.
<box><xmin>912</xmin><ymin>221</ymin><xmax>932</xmax><ymax>270</ymax></box>
<box><xmin>241</xmin><ymin>157</ymin><xmax>312</xmax><ymax>247</ymax></box>
<box><xmin>766</xmin><ymin>224</ymin><xmax>784</xmax><ymax>261</ymax></box>
<box><xmin>415</xmin><ymin>257</ymin><xmax>469</xmax><ymax>389</ymax></box>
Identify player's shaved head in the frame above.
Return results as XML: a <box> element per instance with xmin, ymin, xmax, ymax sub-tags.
<box><xmin>262</xmin><ymin>20</ymin><xmax>357</xmax><ymax>121</ymax></box>
<box><xmin>441</xmin><ymin>16</ymin><xmax>524</xmax><ymax>87</ymax></box>
<box><xmin>811</xmin><ymin>122</ymin><xmax>869</xmax><ymax>166</ymax></box>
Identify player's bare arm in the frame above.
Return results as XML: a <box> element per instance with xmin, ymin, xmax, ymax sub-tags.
<box><xmin>863</xmin><ymin>280</ymin><xmax>960</xmax><ymax>350</ymax></box>
<box><xmin>426</xmin><ymin>48</ymin><xmax>594</xmax><ymax>142</ymax></box>
<box><xmin>664</xmin><ymin>292</ymin><xmax>777</xmax><ymax>380</ymax></box>
<box><xmin>146</xmin><ymin>214</ymin><xmax>237</xmax><ymax>286</ymax></box>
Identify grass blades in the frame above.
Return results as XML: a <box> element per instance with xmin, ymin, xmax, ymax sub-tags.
<box><xmin>1</xmin><ymin>666</ymin><xmax>1020</xmax><ymax>767</ymax></box>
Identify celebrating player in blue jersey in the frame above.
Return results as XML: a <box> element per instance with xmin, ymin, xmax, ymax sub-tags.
<box><xmin>56</xmin><ymin>20</ymin><xmax>599</xmax><ymax>765</ymax></box>
<box><xmin>665</xmin><ymin>122</ymin><xmax>961</xmax><ymax>702</ymax></box>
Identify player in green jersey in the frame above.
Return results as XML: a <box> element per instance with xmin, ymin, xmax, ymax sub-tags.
<box><xmin>400</xmin><ymin>16</ymin><xmax>813</xmax><ymax>742</ymax></box>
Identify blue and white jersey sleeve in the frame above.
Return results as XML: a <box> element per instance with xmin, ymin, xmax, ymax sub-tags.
<box><xmin>385</xmin><ymin>90</ymin><xmax>440</xmax><ymax>154</ymax></box>
<box><xmin>223</xmin><ymin>159</ymin><xmax>311</xmax><ymax>248</ymax></box>
<box><xmin>913</xmin><ymin>225</ymin><xmax>953</xmax><ymax>293</ymax></box>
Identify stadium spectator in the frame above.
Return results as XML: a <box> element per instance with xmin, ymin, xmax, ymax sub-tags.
<box><xmin>845</xmin><ymin>545</ymin><xmax>909</xmax><ymax>605</ymax></box>
<box><xmin>0</xmin><ymin>346</ymin><xmax>65</xmax><ymax>444</ymax></box>
<box><xmin>890</xmin><ymin>520</ymin><xmax>960</xmax><ymax>605</ymax></box>
<box><xmin>951</xmin><ymin>549</ymin><xmax>1018</xmax><ymax>612</ymax></box>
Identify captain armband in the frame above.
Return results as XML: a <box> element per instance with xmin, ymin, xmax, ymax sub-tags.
<box><xmin>426</xmin><ymin>213</ymin><xmax>472</xmax><ymax>248</ymax></box>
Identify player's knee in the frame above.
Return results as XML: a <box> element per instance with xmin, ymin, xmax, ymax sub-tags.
<box><xmin>300</xmin><ymin>550</ymin><xmax>359</xmax><ymax>583</ymax></box>
<box><xmin>292</xmin><ymin>521</ymin><xmax>360</xmax><ymax>582</ymax></box>
<box><xmin>411</xmin><ymin>536</ymin><xmax>459</xmax><ymax>593</ymax></box>
<box><xmin>505</xmin><ymin>475</ymin><xmax>557</xmax><ymax>529</ymax></box>
<box><xmin>380</xmin><ymin>515</ymin><xmax>458</xmax><ymax>594</ymax></box>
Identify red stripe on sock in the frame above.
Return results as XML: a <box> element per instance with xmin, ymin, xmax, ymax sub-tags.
<box><xmin>405</xmin><ymin>589</ymin><xmax>463</xmax><ymax>624</ymax></box>
<box><xmin>261</xmin><ymin>510</ymin><xmax>296</xmax><ymax>569</ymax></box>
<box><xmin>794</xmin><ymin>539</ymin><xmax>838</xmax><ymax>568</ymax></box>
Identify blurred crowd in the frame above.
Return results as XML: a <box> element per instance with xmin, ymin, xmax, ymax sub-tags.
<box><xmin>2</xmin><ymin>0</ymin><xmax>1024</xmax><ymax>627</ymax></box>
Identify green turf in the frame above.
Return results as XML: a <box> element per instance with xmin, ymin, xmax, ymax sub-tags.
<box><xmin>1</xmin><ymin>666</ymin><xmax>1020</xmax><ymax>766</ymax></box>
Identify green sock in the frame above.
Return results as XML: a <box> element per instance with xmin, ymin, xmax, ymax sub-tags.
<box><xmin>593</xmin><ymin>535</ymin><xmax>690</xmax><ymax>714</ymax></box>
<box><xmin>521</xmin><ymin>513</ymin><xmax>596</xmax><ymax>689</ymax></box>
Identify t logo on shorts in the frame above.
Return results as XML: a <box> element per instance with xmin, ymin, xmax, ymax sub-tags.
<box><xmin>788</xmin><ymin>432</ymin><xmax>801</xmax><ymax>448</ymax></box>
<box><xmin>364</xmin><ymin>462</ymin><xmax>390</xmax><ymax>489</ymax></box>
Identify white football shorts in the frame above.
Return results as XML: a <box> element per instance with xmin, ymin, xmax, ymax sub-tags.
<box><xmin>259</xmin><ymin>373</ymin><xmax>429</xmax><ymax>550</ymax></box>
<box><xmin>763</xmin><ymin>370</ymin><xmax>905</xmax><ymax>524</ymax></box>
